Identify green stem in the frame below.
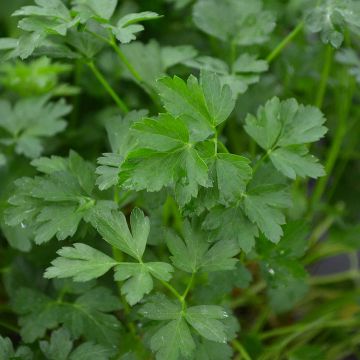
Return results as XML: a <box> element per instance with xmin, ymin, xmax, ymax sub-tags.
<box><xmin>87</xmin><ymin>61</ymin><xmax>129</xmax><ymax>113</ymax></box>
<box><xmin>232</xmin><ymin>339</ymin><xmax>252</xmax><ymax>360</ymax></box>
<box><xmin>349</xmin><ymin>252</ymin><xmax>360</xmax><ymax>288</ymax></box>
<box><xmin>159</xmin><ymin>279</ymin><xmax>184</xmax><ymax>304</ymax></box>
<box><xmin>311</xmin><ymin>73</ymin><xmax>354</xmax><ymax>209</ymax></box>
<box><xmin>229</xmin><ymin>40</ymin><xmax>237</xmax><ymax>71</ymax></box>
<box><xmin>253</xmin><ymin>151</ymin><xmax>270</xmax><ymax>174</ymax></box>
<box><xmin>266</xmin><ymin>21</ymin><xmax>304</xmax><ymax>63</ymax></box>
<box><xmin>109</xmin><ymin>40</ymin><xmax>163</xmax><ymax>108</ymax></box>
<box><xmin>182</xmin><ymin>273</ymin><xmax>195</xmax><ymax>300</ymax></box>
<box><xmin>309</xmin><ymin>270</ymin><xmax>360</xmax><ymax>286</ymax></box>
<box><xmin>307</xmin><ymin>213</ymin><xmax>337</xmax><ymax>247</ymax></box>
<box><xmin>109</xmin><ymin>40</ymin><xmax>142</xmax><ymax>83</ymax></box>
<box><xmin>0</xmin><ymin>320</ymin><xmax>19</xmax><ymax>333</ymax></box>
<box><xmin>217</xmin><ymin>141</ymin><xmax>230</xmax><ymax>153</ymax></box>
<box><xmin>261</xmin><ymin>317</ymin><xmax>358</xmax><ymax>340</ymax></box>
<box><xmin>315</xmin><ymin>45</ymin><xmax>334</xmax><ymax>109</ymax></box>
<box><xmin>231</xmin><ymin>281</ymin><xmax>266</xmax><ymax>308</ymax></box>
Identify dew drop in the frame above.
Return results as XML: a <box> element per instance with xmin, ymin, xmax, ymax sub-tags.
<box><xmin>222</xmin><ymin>311</ymin><xmax>229</xmax><ymax>318</ymax></box>
<box><xmin>20</xmin><ymin>222</ymin><xmax>26</xmax><ymax>229</ymax></box>
<box><xmin>268</xmin><ymin>268</ymin><xmax>275</xmax><ymax>276</ymax></box>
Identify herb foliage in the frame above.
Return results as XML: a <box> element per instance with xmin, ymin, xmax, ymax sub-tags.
<box><xmin>0</xmin><ymin>0</ymin><xmax>359</xmax><ymax>359</ymax></box>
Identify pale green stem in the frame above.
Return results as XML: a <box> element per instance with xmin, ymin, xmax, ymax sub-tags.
<box><xmin>232</xmin><ymin>339</ymin><xmax>252</xmax><ymax>360</ymax></box>
<box><xmin>315</xmin><ymin>45</ymin><xmax>334</xmax><ymax>109</ymax></box>
<box><xmin>266</xmin><ymin>22</ymin><xmax>304</xmax><ymax>63</ymax></box>
<box><xmin>87</xmin><ymin>61</ymin><xmax>129</xmax><ymax>113</ymax></box>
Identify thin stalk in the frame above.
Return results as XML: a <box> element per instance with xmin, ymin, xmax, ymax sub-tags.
<box><xmin>109</xmin><ymin>40</ymin><xmax>163</xmax><ymax>108</ymax></box>
<box><xmin>0</xmin><ymin>320</ymin><xmax>19</xmax><ymax>333</ymax></box>
<box><xmin>231</xmin><ymin>281</ymin><xmax>266</xmax><ymax>308</ymax></box>
<box><xmin>232</xmin><ymin>339</ymin><xmax>252</xmax><ymax>360</ymax></box>
<box><xmin>307</xmin><ymin>213</ymin><xmax>337</xmax><ymax>247</ymax></box>
<box><xmin>253</xmin><ymin>151</ymin><xmax>270</xmax><ymax>174</ymax></box>
<box><xmin>315</xmin><ymin>45</ymin><xmax>334</xmax><ymax>109</ymax></box>
<box><xmin>159</xmin><ymin>279</ymin><xmax>184</xmax><ymax>304</ymax></box>
<box><xmin>348</xmin><ymin>252</ymin><xmax>360</xmax><ymax>288</ymax></box>
<box><xmin>70</xmin><ymin>59</ymin><xmax>82</xmax><ymax>126</ymax></box>
<box><xmin>229</xmin><ymin>40</ymin><xmax>238</xmax><ymax>71</ymax></box>
<box><xmin>109</xmin><ymin>40</ymin><xmax>142</xmax><ymax>83</ymax></box>
<box><xmin>311</xmin><ymin>73</ymin><xmax>354</xmax><ymax>209</ymax></box>
<box><xmin>266</xmin><ymin>22</ymin><xmax>304</xmax><ymax>63</ymax></box>
<box><xmin>181</xmin><ymin>273</ymin><xmax>195</xmax><ymax>300</ymax></box>
<box><xmin>87</xmin><ymin>61</ymin><xmax>129</xmax><ymax>113</ymax></box>
<box><xmin>261</xmin><ymin>317</ymin><xmax>358</xmax><ymax>340</ymax></box>
<box><xmin>309</xmin><ymin>270</ymin><xmax>360</xmax><ymax>286</ymax></box>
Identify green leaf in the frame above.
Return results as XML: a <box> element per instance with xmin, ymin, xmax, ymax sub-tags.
<box><xmin>158</xmin><ymin>71</ymin><xmax>235</xmax><ymax>137</ymax></box>
<box><xmin>40</xmin><ymin>327</ymin><xmax>73</xmax><ymax>360</ymax></box>
<box><xmin>6</xmin><ymin>151</ymin><xmax>106</xmax><ymax>244</ymax></box>
<box><xmin>257</xmin><ymin>222</ymin><xmax>310</xmax><ymax>313</ymax></box>
<box><xmin>194</xmin><ymin>263</ymin><xmax>252</xmax><ymax>303</ymax></box>
<box><xmin>336</xmin><ymin>48</ymin><xmax>360</xmax><ymax>84</ymax></box>
<box><xmin>244</xmin><ymin>183</ymin><xmax>291</xmax><ymax>243</ymax></box>
<box><xmin>11</xmin><ymin>287</ymin><xmax>122</xmax><ymax>346</ymax></box>
<box><xmin>0</xmin><ymin>96</ymin><xmax>70</xmax><ymax>158</ymax></box>
<box><xmin>216</xmin><ymin>154</ymin><xmax>252</xmax><ymax>205</ymax></box>
<box><xmin>245</xmin><ymin>97</ymin><xmax>327</xmax><ymax>179</ymax></box>
<box><xmin>69</xmin><ymin>342</ymin><xmax>114</xmax><ymax>360</ymax></box>
<box><xmin>73</xmin><ymin>0</ymin><xmax>118</xmax><ymax>21</ymax></box>
<box><xmin>185</xmin><ymin>54</ymin><xmax>268</xmax><ymax>96</ymax></box>
<box><xmin>141</xmin><ymin>296</ymin><xmax>230</xmax><ymax>358</ymax></box>
<box><xmin>11</xmin><ymin>0</ymin><xmax>79</xmax><ymax>58</ymax></box>
<box><xmin>140</xmin><ymin>294</ymin><xmax>182</xmax><ymax>320</ymax></box>
<box><xmin>185</xmin><ymin>306</ymin><xmax>228</xmax><ymax>343</ymax></box>
<box><xmin>150</xmin><ymin>318</ymin><xmax>195</xmax><ymax>360</ymax></box>
<box><xmin>0</xmin><ymin>336</ymin><xmax>33</xmax><ymax>360</ymax></box>
<box><xmin>31</xmin><ymin>155</ymin><xmax>68</xmax><ymax>174</ymax></box>
<box><xmin>114</xmin><ymin>262</ymin><xmax>173</xmax><ymax>305</ymax></box>
<box><xmin>305</xmin><ymin>0</ymin><xmax>360</xmax><ymax>48</ymax></box>
<box><xmin>96</xmin><ymin>110</ymin><xmax>147</xmax><ymax>190</ymax></box>
<box><xmin>203</xmin><ymin>206</ymin><xmax>258</xmax><ymax>253</ymax></box>
<box><xmin>195</xmin><ymin>340</ymin><xmax>233</xmax><ymax>360</ymax></box>
<box><xmin>121</xmin><ymin>40</ymin><xmax>197</xmax><ymax>88</ymax></box>
<box><xmin>166</xmin><ymin>221</ymin><xmax>238</xmax><ymax>273</ymax></box>
<box><xmin>0</xmin><ymin>38</ymin><xmax>18</xmax><ymax>50</ymax></box>
<box><xmin>106</xmin><ymin>12</ymin><xmax>161</xmax><ymax>44</ymax></box>
<box><xmin>119</xmin><ymin>114</ymin><xmax>211</xmax><ymax>206</ymax></box>
<box><xmin>90</xmin><ymin>207</ymin><xmax>149</xmax><ymax>260</ymax></box>
<box><xmin>193</xmin><ymin>0</ymin><xmax>275</xmax><ymax>46</ymax></box>
<box><xmin>44</xmin><ymin>243</ymin><xmax>118</xmax><ymax>281</ymax></box>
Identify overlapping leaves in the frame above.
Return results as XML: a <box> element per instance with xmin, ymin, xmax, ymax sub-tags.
<box><xmin>0</xmin><ymin>95</ymin><xmax>70</xmax><ymax>161</ymax></box>
<box><xmin>245</xmin><ymin>97</ymin><xmax>327</xmax><ymax>179</ymax></box>
<box><xmin>4</xmin><ymin>0</ymin><xmax>161</xmax><ymax>59</ymax></box>
<box><xmin>5</xmin><ymin>151</ymin><xmax>110</xmax><ymax>244</ymax></box>
<box><xmin>11</xmin><ymin>286</ymin><xmax>122</xmax><ymax>346</ymax></box>
<box><xmin>185</xmin><ymin>54</ymin><xmax>268</xmax><ymax>96</ymax></box>
<box><xmin>117</xmin><ymin>71</ymin><xmax>236</xmax><ymax>206</ymax></box>
<box><xmin>46</xmin><ymin>208</ymin><xmax>173</xmax><ymax>305</ymax></box>
<box><xmin>193</xmin><ymin>0</ymin><xmax>275</xmax><ymax>46</ymax></box>
<box><xmin>140</xmin><ymin>294</ymin><xmax>230</xmax><ymax>359</ymax></box>
<box><xmin>305</xmin><ymin>0</ymin><xmax>360</xmax><ymax>48</ymax></box>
